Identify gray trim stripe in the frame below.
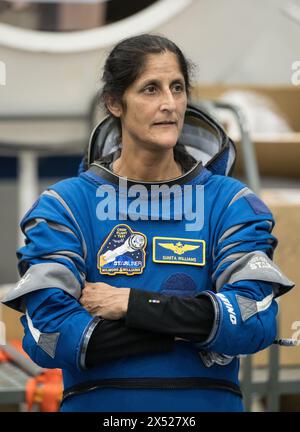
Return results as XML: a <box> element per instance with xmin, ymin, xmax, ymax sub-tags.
<box><xmin>43</xmin><ymin>190</ymin><xmax>87</xmax><ymax>260</ymax></box>
<box><xmin>26</xmin><ymin>309</ymin><xmax>40</xmax><ymax>343</ymax></box>
<box><xmin>42</xmin><ymin>254</ymin><xmax>81</xmax><ymax>269</ymax></box>
<box><xmin>42</xmin><ymin>253</ymin><xmax>85</xmax><ymax>284</ymax></box>
<box><xmin>212</xmin><ymin>252</ymin><xmax>246</xmax><ymax>283</ymax></box>
<box><xmin>227</xmin><ymin>187</ymin><xmax>252</xmax><ymax>208</ymax></box>
<box><xmin>2</xmin><ymin>262</ymin><xmax>82</xmax><ymax>312</ymax></box>
<box><xmin>58</xmin><ymin>250</ymin><xmax>84</xmax><ymax>260</ymax></box>
<box><xmin>198</xmin><ymin>350</ymin><xmax>234</xmax><ymax>368</ymax></box>
<box><xmin>219</xmin><ymin>241</ymin><xmax>243</xmax><ymax>254</ymax></box>
<box><xmin>236</xmin><ymin>292</ymin><xmax>274</xmax><ymax>322</ymax></box>
<box><xmin>24</xmin><ymin>218</ymin><xmax>77</xmax><ymax>238</ymax></box>
<box><xmin>47</xmin><ymin>221</ymin><xmax>77</xmax><ymax>236</ymax></box>
<box><xmin>212</xmin><ymin>244</ymin><xmax>215</xmax><ymax>261</ymax></box>
<box><xmin>257</xmin><ymin>293</ymin><xmax>274</xmax><ymax>312</ymax></box>
<box><xmin>195</xmin><ymin>291</ymin><xmax>221</xmax><ymax>348</ymax></box>
<box><xmin>218</xmin><ymin>224</ymin><xmax>245</xmax><ymax>243</ymax></box>
<box><xmin>266</xmin><ymin>220</ymin><xmax>273</xmax><ymax>232</ymax></box>
<box><xmin>24</xmin><ymin>218</ymin><xmax>42</xmax><ymax>233</ymax></box>
<box><xmin>43</xmin><ymin>250</ymin><xmax>84</xmax><ymax>264</ymax></box>
<box><xmin>79</xmin><ymin>317</ymin><xmax>103</xmax><ymax>370</ymax></box>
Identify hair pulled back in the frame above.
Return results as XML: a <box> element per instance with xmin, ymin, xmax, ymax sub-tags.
<box><xmin>100</xmin><ymin>34</ymin><xmax>193</xmax><ymax>113</ymax></box>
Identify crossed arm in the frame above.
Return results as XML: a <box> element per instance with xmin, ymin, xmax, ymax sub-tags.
<box><xmin>79</xmin><ymin>282</ymin><xmax>214</xmax><ymax>368</ymax></box>
<box><xmin>80</xmin><ymin>282</ymin><xmax>130</xmax><ymax>320</ymax></box>
<box><xmin>11</xmin><ymin>185</ymin><xmax>289</xmax><ymax>372</ymax></box>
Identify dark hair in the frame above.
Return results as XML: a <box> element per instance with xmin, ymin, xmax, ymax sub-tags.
<box><xmin>100</xmin><ymin>33</ymin><xmax>193</xmax><ymax>114</ymax></box>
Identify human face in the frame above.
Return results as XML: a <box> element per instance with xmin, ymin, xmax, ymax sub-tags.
<box><xmin>117</xmin><ymin>52</ymin><xmax>188</xmax><ymax>152</ymax></box>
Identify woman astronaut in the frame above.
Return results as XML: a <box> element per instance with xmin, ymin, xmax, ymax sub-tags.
<box><xmin>2</xmin><ymin>34</ymin><xmax>294</xmax><ymax>411</ymax></box>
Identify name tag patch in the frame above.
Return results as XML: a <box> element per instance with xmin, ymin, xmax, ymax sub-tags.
<box><xmin>153</xmin><ymin>237</ymin><xmax>205</xmax><ymax>266</ymax></box>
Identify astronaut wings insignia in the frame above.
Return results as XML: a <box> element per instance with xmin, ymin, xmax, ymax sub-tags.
<box><xmin>158</xmin><ymin>242</ymin><xmax>200</xmax><ymax>255</ymax></box>
<box><xmin>153</xmin><ymin>237</ymin><xmax>206</xmax><ymax>266</ymax></box>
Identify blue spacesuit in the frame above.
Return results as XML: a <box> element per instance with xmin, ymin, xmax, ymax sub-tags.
<box><xmin>2</xmin><ymin>105</ymin><xmax>294</xmax><ymax>412</ymax></box>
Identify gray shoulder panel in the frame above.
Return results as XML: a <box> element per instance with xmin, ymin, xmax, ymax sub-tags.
<box><xmin>1</xmin><ymin>263</ymin><xmax>82</xmax><ymax>312</ymax></box>
<box><xmin>216</xmin><ymin>251</ymin><xmax>294</xmax><ymax>296</ymax></box>
<box><xmin>38</xmin><ymin>332</ymin><xmax>60</xmax><ymax>359</ymax></box>
<box><xmin>236</xmin><ymin>295</ymin><xmax>258</xmax><ymax>321</ymax></box>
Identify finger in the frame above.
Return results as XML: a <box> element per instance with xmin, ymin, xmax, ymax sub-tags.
<box><xmin>79</xmin><ymin>296</ymin><xmax>89</xmax><ymax>306</ymax></box>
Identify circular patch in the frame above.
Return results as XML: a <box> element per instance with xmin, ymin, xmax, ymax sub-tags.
<box><xmin>160</xmin><ymin>273</ymin><xmax>197</xmax><ymax>297</ymax></box>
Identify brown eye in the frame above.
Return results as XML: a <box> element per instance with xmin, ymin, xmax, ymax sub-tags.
<box><xmin>172</xmin><ymin>83</ymin><xmax>184</xmax><ymax>93</ymax></box>
<box><xmin>144</xmin><ymin>85</ymin><xmax>157</xmax><ymax>94</ymax></box>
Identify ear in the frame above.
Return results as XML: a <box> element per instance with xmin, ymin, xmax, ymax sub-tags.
<box><xmin>106</xmin><ymin>95</ymin><xmax>123</xmax><ymax>118</ymax></box>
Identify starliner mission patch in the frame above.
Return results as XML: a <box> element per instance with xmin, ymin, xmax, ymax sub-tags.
<box><xmin>153</xmin><ymin>237</ymin><xmax>205</xmax><ymax>266</ymax></box>
<box><xmin>98</xmin><ymin>224</ymin><xmax>147</xmax><ymax>275</ymax></box>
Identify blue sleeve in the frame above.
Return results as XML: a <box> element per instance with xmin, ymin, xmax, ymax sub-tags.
<box><xmin>196</xmin><ymin>185</ymin><xmax>294</xmax><ymax>356</ymax></box>
<box><xmin>21</xmin><ymin>288</ymin><xmax>98</xmax><ymax>371</ymax></box>
<box><xmin>2</xmin><ymin>188</ymin><xmax>98</xmax><ymax>371</ymax></box>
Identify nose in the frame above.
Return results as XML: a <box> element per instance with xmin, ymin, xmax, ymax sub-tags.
<box><xmin>160</xmin><ymin>89</ymin><xmax>176</xmax><ymax>112</ymax></box>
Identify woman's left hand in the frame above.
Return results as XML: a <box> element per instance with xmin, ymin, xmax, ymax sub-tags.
<box><xmin>79</xmin><ymin>282</ymin><xmax>130</xmax><ymax>320</ymax></box>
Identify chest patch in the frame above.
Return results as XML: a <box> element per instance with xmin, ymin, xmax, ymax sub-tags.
<box><xmin>98</xmin><ymin>224</ymin><xmax>147</xmax><ymax>276</ymax></box>
<box><xmin>153</xmin><ymin>237</ymin><xmax>206</xmax><ymax>266</ymax></box>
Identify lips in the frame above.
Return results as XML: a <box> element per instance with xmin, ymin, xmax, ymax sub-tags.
<box><xmin>153</xmin><ymin>121</ymin><xmax>177</xmax><ymax>126</ymax></box>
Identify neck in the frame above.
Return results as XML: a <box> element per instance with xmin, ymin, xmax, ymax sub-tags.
<box><xmin>112</xmin><ymin>146</ymin><xmax>182</xmax><ymax>181</ymax></box>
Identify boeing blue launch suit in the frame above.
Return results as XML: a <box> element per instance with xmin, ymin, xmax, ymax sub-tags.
<box><xmin>2</xmin><ymin>105</ymin><xmax>294</xmax><ymax>411</ymax></box>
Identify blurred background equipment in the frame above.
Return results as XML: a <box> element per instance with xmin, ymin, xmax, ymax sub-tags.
<box><xmin>0</xmin><ymin>0</ymin><xmax>159</xmax><ymax>31</ymax></box>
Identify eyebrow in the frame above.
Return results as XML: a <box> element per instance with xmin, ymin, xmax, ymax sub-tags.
<box><xmin>140</xmin><ymin>77</ymin><xmax>185</xmax><ymax>87</ymax></box>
